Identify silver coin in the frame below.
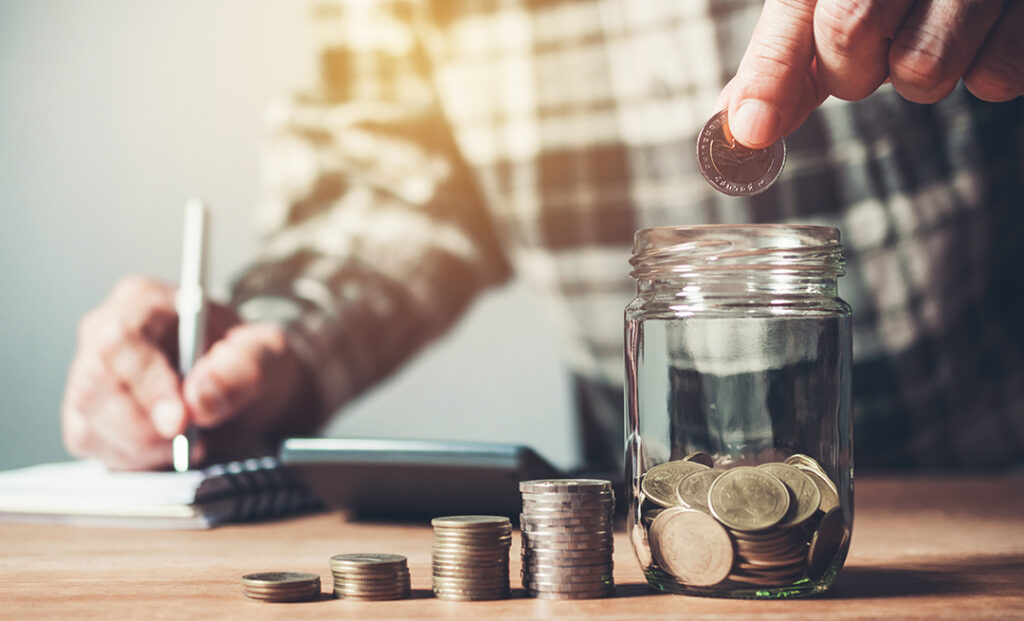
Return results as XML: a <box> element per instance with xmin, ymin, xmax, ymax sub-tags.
<box><xmin>526</xmin><ymin>588</ymin><xmax>613</xmax><ymax>600</ymax></box>
<box><xmin>520</xmin><ymin>479</ymin><xmax>612</xmax><ymax>494</ymax></box>
<box><xmin>520</xmin><ymin>514</ymin><xmax>612</xmax><ymax>526</ymax></box>
<box><xmin>241</xmin><ymin>571</ymin><xmax>320</xmax><ymax>587</ymax></box>
<box><xmin>329</xmin><ymin>553</ymin><xmax>407</xmax><ymax>567</ymax></box>
<box><xmin>522</xmin><ymin>578</ymin><xmax>614</xmax><ymax>592</ymax></box>
<box><xmin>432</xmin><ymin>515</ymin><xmax>511</xmax><ymax>528</ymax></box>
<box><xmin>523</xmin><ymin>564</ymin><xmax>613</xmax><ymax>577</ymax></box>
<box><xmin>521</xmin><ymin>528</ymin><xmax>613</xmax><ymax>540</ymax></box>
<box><xmin>522</xmin><ymin>548</ymin><xmax>613</xmax><ymax>560</ymax></box>
<box><xmin>433</xmin><ymin>591</ymin><xmax>511</xmax><ymax>601</ymax></box>
<box><xmin>696</xmin><ymin>109</ymin><xmax>786</xmax><ymax>197</ymax></box>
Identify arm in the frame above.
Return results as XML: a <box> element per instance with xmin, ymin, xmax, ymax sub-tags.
<box><xmin>222</xmin><ymin>0</ymin><xmax>512</xmax><ymax>436</ymax></box>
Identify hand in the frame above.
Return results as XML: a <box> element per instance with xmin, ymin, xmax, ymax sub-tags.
<box><xmin>718</xmin><ymin>0</ymin><xmax>1024</xmax><ymax>148</ymax></box>
<box><xmin>61</xmin><ymin>277</ymin><xmax>313</xmax><ymax>470</ymax></box>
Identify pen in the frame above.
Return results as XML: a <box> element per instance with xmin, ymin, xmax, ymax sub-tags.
<box><xmin>172</xmin><ymin>199</ymin><xmax>208</xmax><ymax>472</ymax></box>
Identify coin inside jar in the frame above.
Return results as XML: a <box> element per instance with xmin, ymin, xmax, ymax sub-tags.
<box><xmin>697</xmin><ymin>110</ymin><xmax>786</xmax><ymax>197</ymax></box>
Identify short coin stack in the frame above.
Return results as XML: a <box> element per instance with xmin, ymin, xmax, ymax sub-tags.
<box><xmin>241</xmin><ymin>571</ymin><xmax>321</xmax><ymax>602</ymax></box>
<box><xmin>431</xmin><ymin>515</ymin><xmax>512</xmax><ymax>601</ymax></box>
<box><xmin>519</xmin><ymin>479</ymin><xmax>615</xmax><ymax>599</ymax></box>
<box><xmin>330</xmin><ymin>553</ymin><xmax>411</xmax><ymax>601</ymax></box>
<box><xmin>639</xmin><ymin>453</ymin><xmax>846</xmax><ymax>589</ymax></box>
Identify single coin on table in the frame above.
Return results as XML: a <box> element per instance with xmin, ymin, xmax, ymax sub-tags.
<box><xmin>696</xmin><ymin>109</ymin><xmax>786</xmax><ymax>197</ymax></box>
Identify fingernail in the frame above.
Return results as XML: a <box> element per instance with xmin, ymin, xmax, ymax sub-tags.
<box><xmin>152</xmin><ymin>400</ymin><xmax>184</xmax><ymax>438</ymax></box>
<box><xmin>731</xmin><ymin>100</ymin><xmax>781</xmax><ymax>148</ymax></box>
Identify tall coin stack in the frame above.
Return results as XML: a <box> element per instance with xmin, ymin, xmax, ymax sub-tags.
<box><xmin>431</xmin><ymin>515</ymin><xmax>512</xmax><ymax>601</ymax></box>
<box><xmin>519</xmin><ymin>479</ymin><xmax>615</xmax><ymax>599</ymax></box>
<box><xmin>330</xmin><ymin>553</ymin><xmax>411</xmax><ymax>601</ymax></box>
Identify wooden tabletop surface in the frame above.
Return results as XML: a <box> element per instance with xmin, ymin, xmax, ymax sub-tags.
<box><xmin>2</xmin><ymin>476</ymin><xmax>1023</xmax><ymax>620</ymax></box>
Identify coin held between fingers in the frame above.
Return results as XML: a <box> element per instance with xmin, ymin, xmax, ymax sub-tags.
<box><xmin>697</xmin><ymin>110</ymin><xmax>786</xmax><ymax>197</ymax></box>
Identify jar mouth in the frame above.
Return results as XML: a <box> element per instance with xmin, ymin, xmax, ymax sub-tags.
<box><xmin>630</xmin><ymin>225</ymin><xmax>844</xmax><ymax>280</ymax></box>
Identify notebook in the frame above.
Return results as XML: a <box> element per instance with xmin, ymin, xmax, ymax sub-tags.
<box><xmin>0</xmin><ymin>456</ymin><xmax>321</xmax><ymax>529</ymax></box>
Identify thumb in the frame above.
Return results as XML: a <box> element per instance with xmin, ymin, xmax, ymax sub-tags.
<box><xmin>725</xmin><ymin>0</ymin><xmax>823</xmax><ymax>148</ymax></box>
<box><xmin>183</xmin><ymin>324</ymin><xmax>294</xmax><ymax>429</ymax></box>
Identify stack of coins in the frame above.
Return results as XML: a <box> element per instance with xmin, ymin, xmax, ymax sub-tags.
<box><xmin>431</xmin><ymin>515</ymin><xmax>512</xmax><ymax>601</ymax></box>
<box><xmin>640</xmin><ymin>453</ymin><xmax>846</xmax><ymax>588</ymax></box>
<box><xmin>519</xmin><ymin>479</ymin><xmax>615</xmax><ymax>600</ymax></box>
<box><xmin>241</xmin><ymin>571</ymin><xmax>321</xmax><ymax>602</ymax></box>
<box><xmin>330</xmin><ymin>553</ymin><xmax>410</xmax><ymax>601</ymax></box>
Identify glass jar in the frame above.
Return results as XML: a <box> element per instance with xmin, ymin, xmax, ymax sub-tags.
<box><xmin>624</xmin><ymin>225</ymin><xmax>852</xmax><ymax>599</ymax></box>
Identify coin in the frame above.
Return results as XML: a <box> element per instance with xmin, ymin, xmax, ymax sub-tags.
<box><xmin>683</xmin><ymin>451</ymin><xmax>715</xmax><ymax>468</ymax></box>
<box><xmin>642</xmin><ymin>460</ymin><xmax>710</xmax><ymax>508</ymax></box>
<box><xmin>784</xmin><ymin>453</ymin><xmax>827</xmax><ymax>475</ymax></box>
<box><xmin>807</xmin><ymin>507</ymin><xmax>846</xmax><ymax>579</ymax></box>
<box><xmin>431</xmin><ymin>515</ymin><xmax>511</xmax><ymax>529</ymax></box>
<box><xmin>794</xmin><ymin>466</ymin><xmax>840</xmax><ymax>513</ymax></box>
<box><xmin>433</xmin><ymin>589</ymin><xmax>512</xmax><ymax>601</ymax></box>
<box><xmin>707</xmin><ymin>467</ymin><xmax>790</xmax><ymax>531</ymax></box>
<box><xmin>696</xmin><ymin>109</ymin><xmax>786</xmax><ymax>197</ymax></box>
<box><xmin>527</xmin><ymin>587</ymin><xmax>614</xmax><ymax>600</ymax></box>
<box><xmin>520</xmin><ymin>479</ymin><xmax>612</xmax><ymax>494</ymax></box>
<box><xmin>756</xmin><ymin>463</ymin><xmax>822</xmax><ymax>527</ymax></box>
<box><xmin>648</xmin><ymin>509</ymin><xmax>733</xmax><ymax>586</ymax></box>
<box><xmin>329</xmin><ymin>553</ymin><xmax>407</xmax><ymax>568</ymax></box>
<box><xmin>675</xmin><ymin>468</ymin><xmax>723</xmax><ymax>513</ymax></box>
<box><xmin>241</xmin><ymin>571</ymin><xmax>321</xmax><ymax>602</ymax></box>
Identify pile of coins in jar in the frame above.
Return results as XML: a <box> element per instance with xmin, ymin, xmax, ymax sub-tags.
<box><xmin>634</xmin><ymin>453</ymin><xmax>847</xmax><ymax>588</ymax></box>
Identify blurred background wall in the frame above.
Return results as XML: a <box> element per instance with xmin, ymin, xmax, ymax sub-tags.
<box><xmin>0</xmin><ymin>0</ymin><xmax>577</xmax><ymax>471</ymax></box>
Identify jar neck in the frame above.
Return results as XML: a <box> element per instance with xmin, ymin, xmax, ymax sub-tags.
<box><xmin>636</xmin><ymin>271</ymin><xmax>840</xmax><ymax>299</ymax></box>
<box><xmin>630</xmin><ymin>225</ymin><xmax>845</xmax><ymax>300</ymax></box>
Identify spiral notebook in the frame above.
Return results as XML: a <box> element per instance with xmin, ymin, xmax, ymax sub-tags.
<box><xmin>0</xmin><ymin>457</ymin><xmax>321</xmax><ymax>529</ymax></box>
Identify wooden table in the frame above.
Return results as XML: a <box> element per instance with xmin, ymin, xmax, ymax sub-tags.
<box><xmin>2</xmin><ymin>477</ymin><xmax>1023</xmax><ymax>620</ymax></box>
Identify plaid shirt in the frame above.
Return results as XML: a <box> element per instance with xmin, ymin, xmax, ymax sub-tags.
<box><xmin>231</xmin><ymin>0</ymin><xmax>1024</xmax><ymax>471</ymax></box>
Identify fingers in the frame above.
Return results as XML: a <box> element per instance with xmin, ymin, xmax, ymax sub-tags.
<box><xmin>63</xmin><ymin>277</ymin><xmax>185</xmax><ymax>470</ymax></box>
<box><xmin>62</xmin><ymin>353</ymin><xmax>171</xmax><ymax>471</ymax></box>
<box><xmin>964</xmin><ymin>0</ymin><xmax>1024</xmax><ymax>101</ymax></box>
<box><xmin>889</xmin><ymin>0</ymin><xmax>1004</xmax><ymax>103</ymax></box>
<box><xmin>814</xmin><ymin>0</ymin><xmax>915</xmax><ymax>100</ymax></box>
<box><xmin>725</xmin><ymin>0</ymin><xmax>822</xmax><ymax>148</ymax></box>
<box><xmin>183</xmin><ymin>323</ymin><xmax>297</xmax><ymax>430</ymax></box>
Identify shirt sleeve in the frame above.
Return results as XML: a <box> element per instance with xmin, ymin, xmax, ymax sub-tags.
<box><xmin>229</xmin><ymin>0</ymin><xmax>512</xmax><ymax>422</ymax></box>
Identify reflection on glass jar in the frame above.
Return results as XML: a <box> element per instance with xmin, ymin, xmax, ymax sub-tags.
<box><xmin>624</xmin><ymin>225</ymin><xmax>853</xmax><ymax>599</ymax></box>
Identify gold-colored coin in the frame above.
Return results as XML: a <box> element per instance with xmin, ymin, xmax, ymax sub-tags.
<box><xmin>794</xmin><ymin>466</ymin><xmax>839</xmax><ymax>513</ymax></box>
<box><xmin>807</xmin><ymin>507</ymin><xmax>846</xmax><ymax>579</ymax></box>
<box><xmin>649</xmin><ymin>508</ymin><xmax>733</xmax><ymax>586</ymax></box>
<box><xmin>641</xmin><ymin>460</ymin><xmax>710</xmax><ymax>508</ymax></box>
<box><xmin>674</xmin><ymin>468</ymin><xmax>723</xmax><ymax>514</ymax></box>
<box><xmin>756</xmin><ymin>463</ymin><xmax>821</xmax><ymax>527</ymax></box>
<box><xmin>682</xmin><ymin>451</ymin><xmax>715</xmax><ymax>468</ymax></box>
<box><xmin>707</xmin><ymin>467</ymin><xmax>790</xmax><ymax>532</ymax></box>
<box><xmin>784</xmin><ymin>453</ymin><xmax>826</xmax><ymax>474</ymax></box>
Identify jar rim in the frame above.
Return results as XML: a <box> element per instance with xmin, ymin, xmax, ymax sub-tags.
<box><xmin>630</xmin><ymin>224</ymin><xmax>844</xmax><ymax>279</ymax></box>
